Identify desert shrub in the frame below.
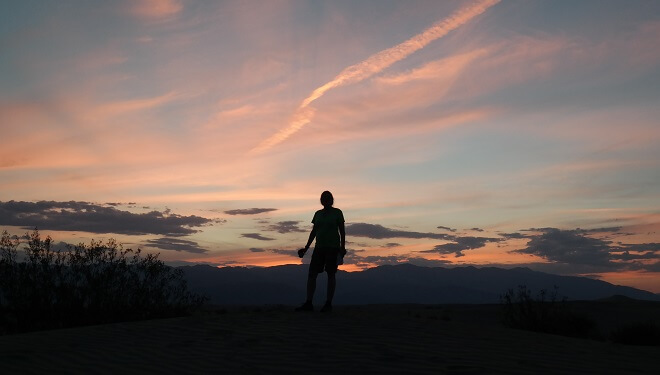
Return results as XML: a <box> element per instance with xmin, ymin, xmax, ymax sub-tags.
<box><xmin>0</xmin><ymin>230</ymin><xmax>206</xmax><ymax>334</ymax></box>
<box><xmin>611</xmin><ymin>321</ymin><xmax>660</xmax><ymax>346</ymax></box>
<box><xmin>500</xmin><ymin>285</ymin><xmax>597</xmax><ymax>339</ymax></box>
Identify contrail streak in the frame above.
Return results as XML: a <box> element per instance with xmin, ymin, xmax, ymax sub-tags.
<box><xmin>251</xmin><ymin>0</ymin><xmax>500</xmax><ymax>154</ymax></box>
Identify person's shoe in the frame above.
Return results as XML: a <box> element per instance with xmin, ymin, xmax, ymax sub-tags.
<box><xmin>295</xmin><ymin>301</ymin><xmax>313</xmax><ymax>312</ymax></box>
<box><xmin>320</xmin><ymin>302</ymin><xmax>332</xmax><ymax>313</ymax></box>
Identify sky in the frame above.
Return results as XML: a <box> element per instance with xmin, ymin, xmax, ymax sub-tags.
<box><xmin>1</xmin><ymin>0</ymin><xmax>659</xmax><ymax>293</ymax></box>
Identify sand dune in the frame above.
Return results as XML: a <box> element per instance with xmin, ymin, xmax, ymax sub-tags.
<box><xmin>1</xmin><ymin>305</ymin><xmax>658</xmax><ymax>374</ymax></box>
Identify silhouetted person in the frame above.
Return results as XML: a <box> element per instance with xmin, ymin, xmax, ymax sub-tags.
<box><xmin>295</xmin><ymin>191</ymin><xmax>345</xmax><ymax>312</ymax></box>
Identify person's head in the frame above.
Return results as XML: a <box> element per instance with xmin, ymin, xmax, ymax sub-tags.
<box><xmin>320</xmin><ymin>191</ymin><xmax>334</xmax><ymax>208</ymax></box>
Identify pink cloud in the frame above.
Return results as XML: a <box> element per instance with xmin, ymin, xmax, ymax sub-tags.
<box><xmin>81</xmin><ymin>91</ymin><xmax>179</xmax><ymax>122</ymax></box>
<box><xmin>131</xmin><ymin>0</ymin><xmax>183</xmax><ymax>21</ymax></box>
<box><xmin>374</xmin><ymin>49</ymin><xmax>488</xmax><ymax>85</ymax></box>
<box><xmin>252</xmin><ymin>0</ymin><xmax>501</xmax><ymax>154</ymax></box>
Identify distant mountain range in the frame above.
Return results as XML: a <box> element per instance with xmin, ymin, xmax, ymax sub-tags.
<box><xmin>180</xmin><ymin>264</ymin><xmax>659</xmax><ymax>305</ymax></box>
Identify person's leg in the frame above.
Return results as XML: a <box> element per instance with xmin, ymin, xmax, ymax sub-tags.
<box><xmin>326</xmin><ymin>272</ymin><xmax>336</xmax><ymax>303</ymax></box>
<box><xmin>306</xmin><ymin>271</ymin><xmax>318</xmax><ymax>302</ymax></box>
<box><xmin>296</xmin><ymin>269</ymin><xmax>318</xmax><ymax>311</ymax></box>
<box><xmin>320</xmin><ymin>272</ymin><xmax>335</xmax><ymax>313</ymax></box>
<box><xmin>320</xmin><ymin>247</ymin><xmax>338</xmax><ymax>312</ymax></box>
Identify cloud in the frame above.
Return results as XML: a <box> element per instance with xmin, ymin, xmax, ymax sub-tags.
<box><xmin>246</xmin><ymin>245</ymin><xmax>454</xmax><ymax>268</ymax></box>
<box><xmin>265</xmin><ymin>221</ymin><xmax>307</xmax><ymax>234</ymax></box>
<box><xmin>511</xmin><ymin>228</ymin><xmax>614</xmax><ymax>266</ymax></box>
<box><xmin>527</xmin><ymin>226</ymin><xmax>624</xmax><ymax>235</ymax></box>
<box><xmin>375</xmin><ymin>48</ymin><xmax>487</xmax><ymax>86</ymax></box>
<box><xmin>346</xmin><ymin>223</ymin><xmax>453</xmax><ymax>240</ymax></box>
<box><xmin>251</xmin><ymin>0</ymin><xmax>500</xmax><ymax>153</ymax></box>
<box><xmin>610</xmin><ymin>251</ymin><xmax>658</xmax><ymax>261</ymax></box>
<box><xmin>498</xmin><ymin>232</ymin><xmax>531</xmax><ymax>239</ymax></box>
<box><xmin>241</xmin><ymin>233</ymin><xmax>275</xmax><ymax>241</ymax></box>
<box><xmin>343</xmin><ymin>252</ymin><xmax>452</xmax><ymax>268</ymax></box>
<box><xmin>507</xmin><ymin>228</ymin><xmax>660</xmax><ymax>273</ymax></box>
<box><xmin>248</xmin><ymin>247</ymin><xmax>299</xmax><ymax>257</ymax></box>
<box><xmin>0</xmin><ymin>200</ymin><xmax>211</xmax><ymax>236</ymax></box>
<box><xmin>144</xmin><ymin>237</ymin><xmax>208</xmax><ymax>253</ymax></box>
<box><xmin>132</xmin><ymin>0</ymin><xmax>183</xmax><ymax>20</ymax></box>
<box><xmin>224</xmin><ymin>208</ymin><xmax>277</xmax><ymax>216</ymax></box>
<box><xmin>437</xmin><ymin>226</ymin><xmax>457</xmax><ymax>233</ymax></box>
<box><xmin>84</xmin><ymin>91</ymin><xmax>180</xmax><ymax>121</ymax></box>
<box><xmin>421</xmin><ymin>236</ymin><xmax>500</xmax><ymax>257</ymax></box>
<box><xmin>347</xmin><ymin>254</ymin><xmax>408</xmax><ymax>266</ymax></box>
<box><xmin>469</xmin><ymin>227</ymin><xmax>484</xmax><ymax>232</ymax></box>
<box><xmin>621</xmin><ymin>243</ymin><xmax>660</xmax><ymax>252</ymax></box>
<box><xmin>267</xmin><ymin>248</ymin><xmax>298</xmax><ymax>257</ymax></box>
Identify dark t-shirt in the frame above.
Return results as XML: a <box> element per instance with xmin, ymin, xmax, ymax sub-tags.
<box><xmin>312</xmin><ymin>207</ymin><xmax>344</xmax><ymax>248</ymax></box>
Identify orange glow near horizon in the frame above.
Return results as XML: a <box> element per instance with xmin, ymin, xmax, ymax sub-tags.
<box><xmin>1</xmin><ymin>1</ymin><xmax>659</xmax><ymax>294</ymax></box>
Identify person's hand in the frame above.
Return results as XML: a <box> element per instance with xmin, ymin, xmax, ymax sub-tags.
<box><xmin>297</xmin><ymin>248</ymin><xmax>307</xmax><ymax>258</ymax></box>
<box><xmin>340</xmin><ymin>247</ymin><xmax>347</xmax><ymax>257</ymax></box>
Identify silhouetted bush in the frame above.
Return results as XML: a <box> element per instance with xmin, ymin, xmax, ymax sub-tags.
<box><xmin>500</xmin><ymin>285</ymin><xmax>597</xmax><ymax>339</ymax></box>
<box><xmin>610</xmin><ymin>321</ymin><xmax>660</xmax><ymax>346</ymax></box>
<box><xmin>0</xmin><ymin>230</ymin><xmax>206</xmax><ymax>334</ymax></box>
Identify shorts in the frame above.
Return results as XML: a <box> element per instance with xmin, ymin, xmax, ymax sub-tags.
<box><xmin>309</xmin><ymin>246</ymin><xmax>340</xmax><ymax>274</ymax></box>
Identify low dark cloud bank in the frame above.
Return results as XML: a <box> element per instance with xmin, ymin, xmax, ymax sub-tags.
<box><xmin>265</xmin><ymin>221</ymin><xmax>307</xmax><ymax>234</ymax></box>
<box><xmin>499</xmin><ymin>232</ymin><xmax>531</xmax><ymax>239</ymax></box>
<box><xmin>511</xmin><ymin>227</ymin><xmax>659</xmax><ymax>272</ymax></box>
<box><xmin>241</xmin><ymin>233</ymin><xmax>275</xmax><ymax>241</ymax></box>
<box><xmin>248</xmin><ymin>247</ymin><xmax>298</xmax><ymax>258</ymax></box>
<box><xmin>512</xmin><ymin>228</ymin><xmax>613</xmax><ymax>266</ymax></box>
<box><xmin>224</xmin><ymin>208</ymin><xmax>277</xmax><ymax>215</ymax></box>
<box><xmin>251</xmin><ymin>245</ymin><xmax>452</xmax><ymax>268</ymax></box>
<box><xmin>346</xmin><ymin>223</ymin><xmax>452</xmax><ymax>240</ymax></box>
<box><xmin>421</xmin><ymin>236</ymin><xmax>501</xmax><ymax>257</ymax></box>
<box><xmin>145</xmin><ymin>237</ymin><xmax>208</xmax><ymax>254</ymax></box>
<box><xmin>0</xmin><ymin>200</ymin><xmax>211</xmax><ymax>237</ymax></box>
<box><xmin>347</xmin><ymin>222</ymin><xmax>501</xmax><ymax>258</ymax></box>
<box><xmin>345</xmin><ymin>253</ymin><xmax>452</xmax><ymax>268</ymax></box>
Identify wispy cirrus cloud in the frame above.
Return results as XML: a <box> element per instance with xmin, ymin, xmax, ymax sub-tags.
<box><xmin>251</xmin><ymin>0</ymin><xmax>500</xmax><ymax>153</ymax></box>
<box><xmin>374</xmin><ymin>49</ymin><xmax>487</xmax><ymax>86</ymax></box>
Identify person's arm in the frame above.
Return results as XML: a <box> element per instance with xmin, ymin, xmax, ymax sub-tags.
<box><xmin>304</xmin><ymin>225</ymin><xmax>317</xmax><ymax>250</ymax></box>
<box><xmin>339</xmin><ymin>222</ymin><xmax>346</xmax><ymax>255</ymax></box>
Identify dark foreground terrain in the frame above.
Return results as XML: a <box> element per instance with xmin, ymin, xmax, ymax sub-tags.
<box><xmin>1</xmin><ymin>302</ymin><xmax>658</xmax><ymax>374</ymax></box>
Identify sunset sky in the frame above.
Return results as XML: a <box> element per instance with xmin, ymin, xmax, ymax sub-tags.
<box><xmin>1</xmin><ymin>0</ymin><xmax>659</xmax><ymax>292</ymax></box>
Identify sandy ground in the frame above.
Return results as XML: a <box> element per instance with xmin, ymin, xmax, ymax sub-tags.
<box><xmin>1</xmin><ymin>304</ymin><xmax>659</xmax><ymax>374</ymax></box>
